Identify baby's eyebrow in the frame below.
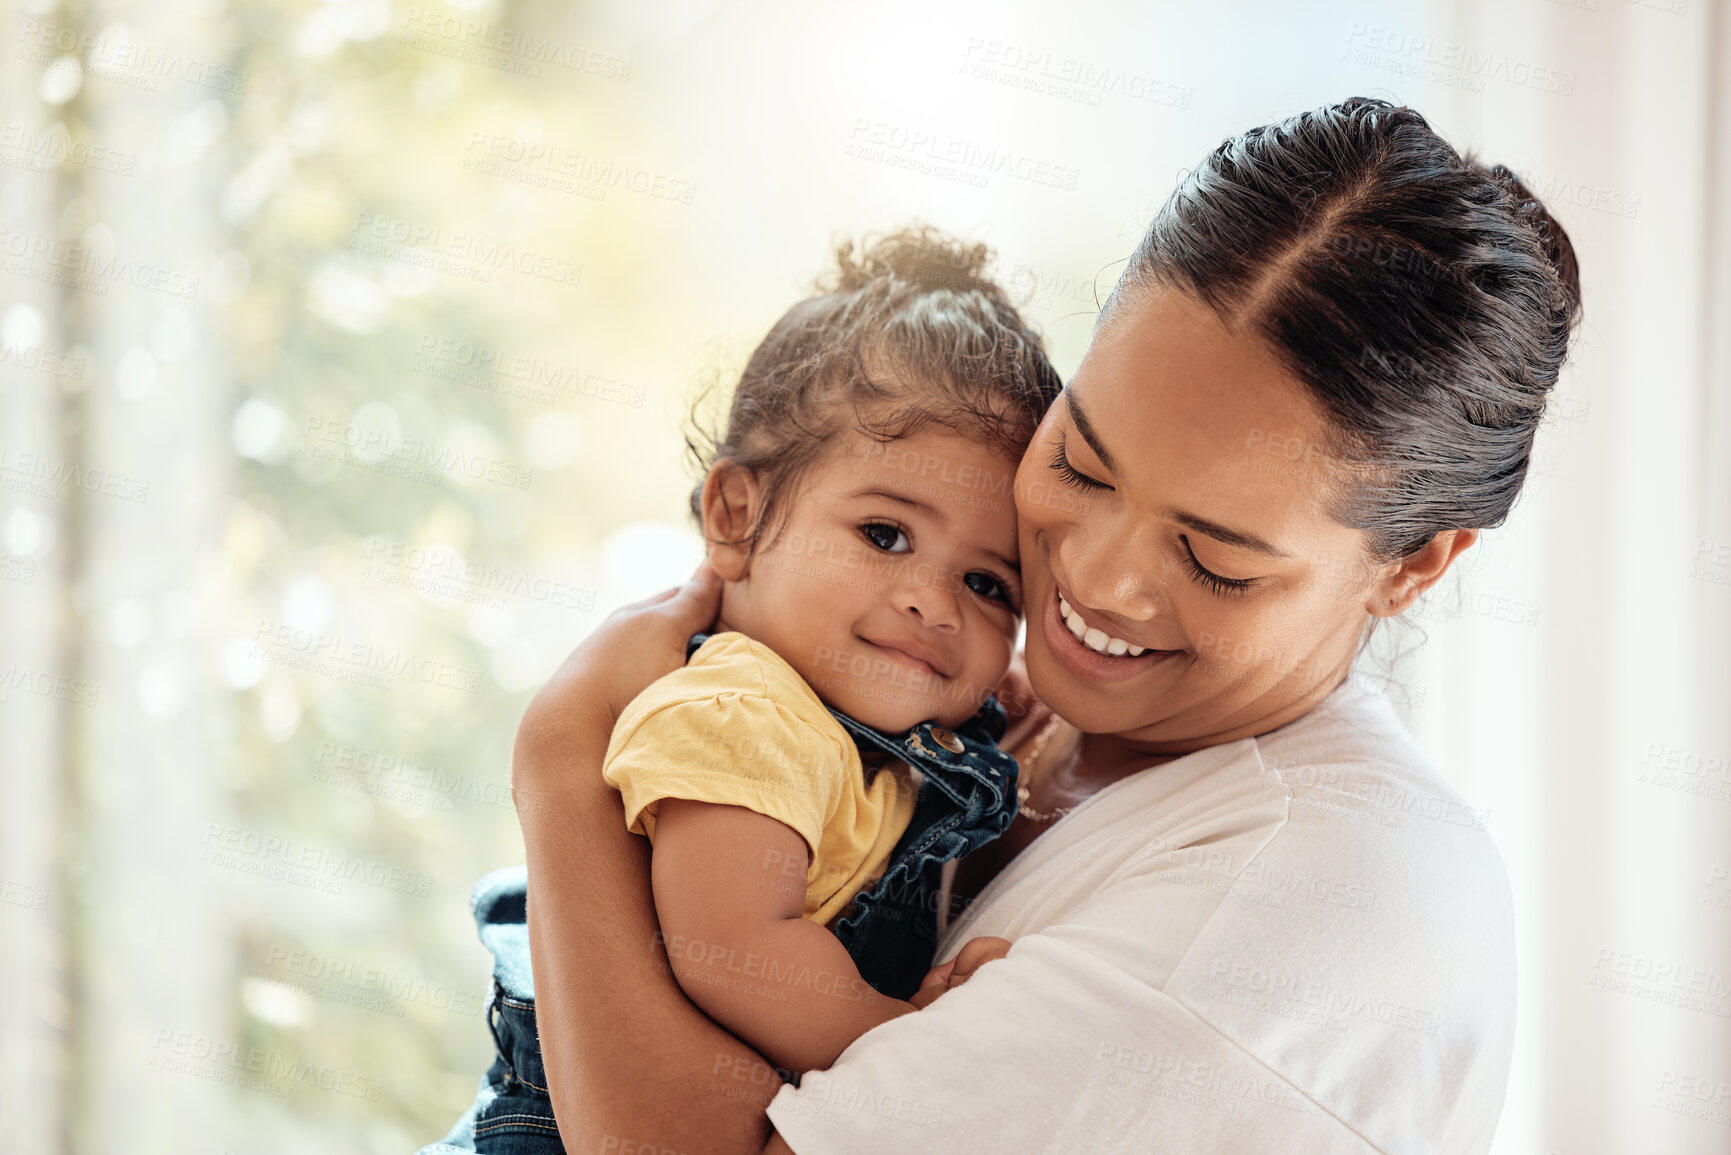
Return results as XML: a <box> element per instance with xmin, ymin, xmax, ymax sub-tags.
<box><xmin>852</xmin><ymin>487</ymin><xmax>942</xmax><ymax>520</ymax></box>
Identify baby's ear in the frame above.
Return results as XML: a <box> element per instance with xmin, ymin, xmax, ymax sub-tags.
<box><xmin>698</xmin><ymin>460</ymin><xmax>761</xmax><ymax>581</ymax></box>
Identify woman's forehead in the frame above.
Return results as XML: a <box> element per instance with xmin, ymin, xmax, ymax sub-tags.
<box><xmin>1071</xmin><ymin>288</ymin><xmax>1349</xmax><ymax>539</ymax></box>
<box><xmin>1085</xmin><ymin>289</ymin><xmax>1320</xmax><ymax>428</ymax></box>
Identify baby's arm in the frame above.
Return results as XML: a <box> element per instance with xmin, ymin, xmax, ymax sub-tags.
<box><xmin>909</xmin><ymin>935</ymin><xmax>1014</xmax><ymax>1008</ymax></box>
<box><xmin>650</xmin><ymin>797</ymin><xmax>919</xmax><ymax>1074</ymax></box>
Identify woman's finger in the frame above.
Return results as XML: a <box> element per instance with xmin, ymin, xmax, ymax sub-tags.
<box><xmin>663</xmin><ymin>559</ymin><xmax>722</xmax><ymax>619</ymax></box>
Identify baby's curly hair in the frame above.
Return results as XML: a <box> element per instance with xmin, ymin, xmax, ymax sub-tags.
<box><xmin>686</xmin><ymin>225</ymin><xmax>1063</xmax><ymax>551</ymax></box>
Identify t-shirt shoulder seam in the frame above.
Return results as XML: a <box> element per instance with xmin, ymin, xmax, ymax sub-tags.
<box><xmin>1153</xmin><ymin>988</ymin><xmax>1393</xmax><ymax>1154</ymax></box>
<box><xmin>1153</xmin><ymin>739</ymin><xmax>1291</xmax><ymax>962</ymax></box>
<box><xmin>1147</xmin><ymin>744</ymin><xmax>1386</xmax><ymax>1153</ymax></box>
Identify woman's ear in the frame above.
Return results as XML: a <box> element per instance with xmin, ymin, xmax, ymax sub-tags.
<box><xmin>698</xmin><ymin>461</ymin><xmax>761</xmax><ymax>582</ymax></box>
<box><xmin>1365</xmin><ymin>528</ymin><xmax>1479</xmax><ymax>617</ymax></box>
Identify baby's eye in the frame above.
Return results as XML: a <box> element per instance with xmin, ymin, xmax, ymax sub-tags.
<box><xmin>861</xmin><ymin>522</ymin><xmax>911</xmax><ymax>553</ymax></box>
<box><xmin>963</xmin><ymin>571</ymin><xmax>1014</xmax><ymax>606</ymax></box>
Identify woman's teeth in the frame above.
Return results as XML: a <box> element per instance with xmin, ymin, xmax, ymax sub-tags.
<box><xmin>1059</xmin><ymin>596</ymin><xmax>1146</xmax><ymax>657</ymax></box>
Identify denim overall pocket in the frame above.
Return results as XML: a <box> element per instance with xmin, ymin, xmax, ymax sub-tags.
<box><xmin>470</xmin><ymin>979</ymin><xmax>564</xmax><ymax>1154</ymax></box>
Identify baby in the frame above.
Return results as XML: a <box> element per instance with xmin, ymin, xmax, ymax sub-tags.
<box><xmin>600</xmin><ymin>227</ymin><xmax>1059</xmax><ymax>1076</ymax></box>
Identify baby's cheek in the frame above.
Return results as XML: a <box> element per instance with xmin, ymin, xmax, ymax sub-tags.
<box><xmin>960</xmin><ymin>639</ymin><xmax>1013</xmax><ymax>707</ymax></box>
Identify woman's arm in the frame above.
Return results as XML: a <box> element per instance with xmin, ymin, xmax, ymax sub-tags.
<box><xmin>515</xmin><ymin>566</ymin><xmax>1036</xmax><ymax>1153</ymax></box>
<box><xmin>514</xmin><ymin>567</ymin><xmax>789</xmax><ymax>1155</ymax></box>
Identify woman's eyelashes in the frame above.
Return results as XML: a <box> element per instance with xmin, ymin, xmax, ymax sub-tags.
<box><xmin>1044</xmin><ymin>431</ymin><xmax>1254</xmax><ymax>599</ymax></box>
<box><xmin>1179</xmin><ymin>536</ymin><xmax>1255</xmax><ymax>597</ymax></box>
<box><xmin>1049</xmin><ymin>439</ymin><xmax>1111</xmax><ymax>491</ymax></box>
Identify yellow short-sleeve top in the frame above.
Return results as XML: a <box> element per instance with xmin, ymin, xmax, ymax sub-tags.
<box><xmin>601</xmin><ymin>632</ymin><xmax>920</xmax><ymax>927</ymax></box>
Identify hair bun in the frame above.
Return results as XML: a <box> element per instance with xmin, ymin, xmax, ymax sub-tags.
<box><xmin>1480</xmin><ymin>162</ymin><xmax>1583</xmax><ymax>325</ymax></box>
<box><xmin>829</xmin><ymin>225</ymin><xmax>996</xmax><ymax>294</ymax></box>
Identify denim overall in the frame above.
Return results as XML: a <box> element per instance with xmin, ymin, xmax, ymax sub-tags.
<box><xmin>418</xmin><ymin>634</ymin><xmax>1020</xmax><ymax>1154</ymax></box>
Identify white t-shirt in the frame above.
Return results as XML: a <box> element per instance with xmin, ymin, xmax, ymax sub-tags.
<box><xmin>766</xmin><ymin>678</ymin><xmax>1515</xmax><ymax>1155</ymax></box>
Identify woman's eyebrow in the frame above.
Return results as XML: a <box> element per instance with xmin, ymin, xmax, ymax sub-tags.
<box><xmin>1064</xmin><ymin>389</ymin><xmax>1116</xmax><ymax>472</ymax></box>
<box><xmin>1067</xmin><ymin>389</ymin><xmax>1290</xmax><ymax>560</ymax></box>
<box><xmin>1169</xmin><ymin>511</ymin><xmax>1292</xmax><ymax>559</ymax></box>
<box><xmin>853</xmin><ymin>487</ymin><xmax>942</xmax><ymax>521</ymax></box>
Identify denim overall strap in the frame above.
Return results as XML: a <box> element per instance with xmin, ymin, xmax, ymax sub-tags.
<box><xmin>681</xmin><ymin>632</ymin><xmax>1023</xmax><ymax>1000</ymax></box>
<box><xmin>824</xmin><ymin>703</ymin><xmax>1021</xmax><ymax>998</ymax></box>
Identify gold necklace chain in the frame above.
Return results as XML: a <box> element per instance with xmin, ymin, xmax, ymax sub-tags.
<box><xmin>1015</xmin><ymin>713</ymin><xmax>1074</xmax><ymax>823</ymax></box>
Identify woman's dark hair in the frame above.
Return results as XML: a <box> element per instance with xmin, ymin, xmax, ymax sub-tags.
<box><xmin>1116</xmin><ymin>96</ymin><xmax>1583</xmax><ymax>562</ymax></box>
<box><xmin>687</xmin><ymin>225</ymin><xmax>1063</xmax><ymax>550</ymax></box>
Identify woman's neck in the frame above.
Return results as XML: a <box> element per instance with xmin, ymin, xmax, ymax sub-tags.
<box><xmin>1071</xmin><ymin>671</ymin><xmax>1347</xmax><ymax>786</ymax></box>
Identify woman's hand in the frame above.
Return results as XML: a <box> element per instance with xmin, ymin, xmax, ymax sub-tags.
<box><xmin>514</xmin><ymin>561</ymin><xmax>722</xmax><ymax>789</ymax></box>
<box><xmin>512</xmin><ymin>559</ymin><xmax>786</xmax><ymax>1153</ymax></box>
<box><xmin>908</xmin><ymin>935</ymin><xmax>1014</xmax><ymax>1009</ymax></box>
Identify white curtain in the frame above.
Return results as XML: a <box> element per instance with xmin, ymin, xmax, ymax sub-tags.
<box><xmin>1399</xmin><ymin>2</ymin><xmax>1731</xmax><ymax>1151</ymax></box>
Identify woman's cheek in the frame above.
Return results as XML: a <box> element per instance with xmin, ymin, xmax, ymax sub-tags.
<box><xmin>1191</xmin><ymin>604</ymin><xmax>1288</xmax><ymax>684</ymax></box>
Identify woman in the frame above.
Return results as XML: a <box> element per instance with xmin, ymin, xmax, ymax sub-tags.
<box><xmin>425</xmin><ymin>97</ymin><xmax>1580</xmax><ymax>1153</ymax></box>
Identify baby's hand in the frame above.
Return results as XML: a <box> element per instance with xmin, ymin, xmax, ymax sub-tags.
<box><xmin>909</xmin><ymin>936</ymin><xmax>1013</xmax><ymax>1009</ymax></box>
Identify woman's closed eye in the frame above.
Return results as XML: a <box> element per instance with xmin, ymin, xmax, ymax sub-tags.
<box><xmin>1179</xmin><ymin>535</ymin><xmax>1255</xmax><ymax>597</ymax></box>
<box><xmin>1049</xmin><ymin>440</ymin><xmax>1111</xmax><ymax>491</ymax></box>
<box><xmin>861</xmin><ymin>521</ymin><xmax>911</xmax><ymax>553</ymax></box>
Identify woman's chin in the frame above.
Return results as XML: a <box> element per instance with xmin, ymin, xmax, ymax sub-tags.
<box><xmin>1023</xmin><ymin>640</ymin><xmax>1165</xmax><ymax>737</ymax></box>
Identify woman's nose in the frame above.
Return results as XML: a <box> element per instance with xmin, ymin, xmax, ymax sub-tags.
<box><xmin>1056</xmin><ymin>520</ymin><xmax>1161</xmax><ymax>621</ymax></box>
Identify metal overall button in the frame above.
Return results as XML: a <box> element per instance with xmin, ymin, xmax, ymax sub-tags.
<box><xmin>929</xmin><ymin>726</ymin><xmax>966</xmax><ymax>754</ymax></box>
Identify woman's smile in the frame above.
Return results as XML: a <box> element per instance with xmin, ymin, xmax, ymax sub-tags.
<box><xmin>1037</xmin><ymin>580</ymin><xmax>1180</xmax><ymax>684</ymax></box>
